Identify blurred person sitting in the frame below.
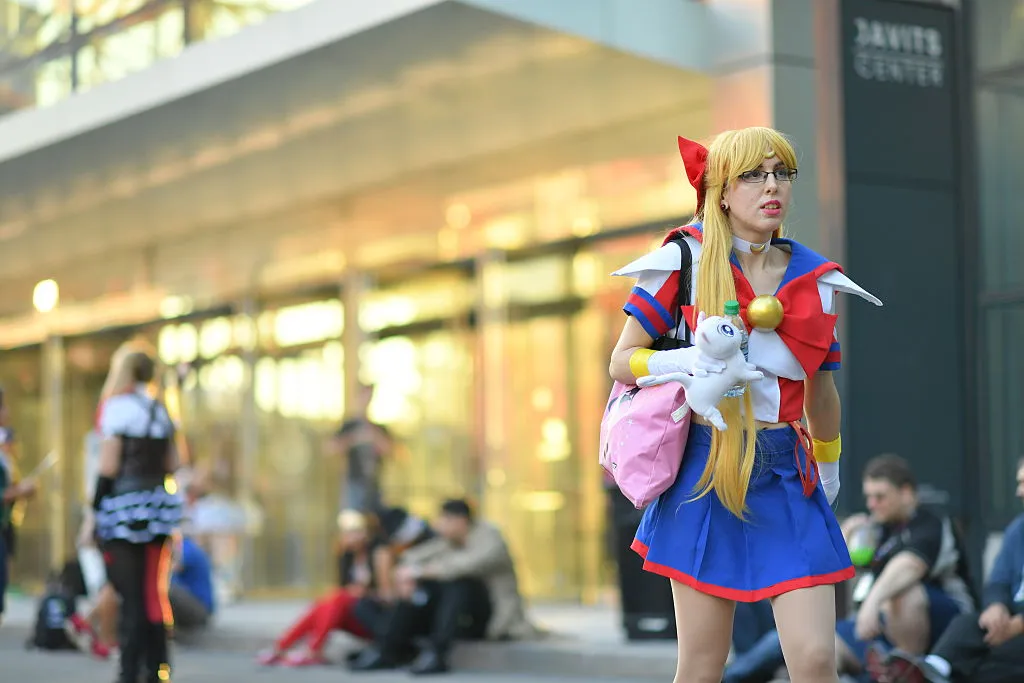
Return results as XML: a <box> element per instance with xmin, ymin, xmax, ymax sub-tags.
<box><xmin>836</xmin><ymin>455</ymin><xmax>975</xmax><ymax>680</ymax></box>
<box><xmin>256</xmin><ymin>510</ymin><xmax>383</xmax><ymax>667</ymax></box>
<box><xmin>875</xmin><ymin>457</ymin><xmax>1024</xmax><ymax>683</ymax></box>
<box><xmin>182</xmin><ymin>462</ymin><xmax>247</xmax><ymax>606</ymax></box>
<box><xmin>26</xmin><ymin>567</ymin><xmax>89</xmax><ymax>653</ymax></box>
<box><xmin>347</xmin><ymin>506</ymin><xmax>436</xmax><ymax>648</ymax></box>
<box><xmin>169</xmin><ymin>531</ymin><xmax>215</xmax><ymax>638</ymax></box>
<box><xmin>349</xmin><ymin>498</ymin><xmax>536</xmax><ymax>676</ymax></box>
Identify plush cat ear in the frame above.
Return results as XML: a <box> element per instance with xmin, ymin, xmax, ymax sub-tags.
<box><xmin>696</xmin><ymin>310</ymin><xmax>707</xmax><ymax>326</ymax></box>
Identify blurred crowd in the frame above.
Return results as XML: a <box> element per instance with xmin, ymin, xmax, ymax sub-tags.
<box><xmin>722</xmin><ymin>455</ymin><xmax>1024</xmax><ymax>683</ymax></box>
<box><xmin>0</xmin><ymin>343</ymin><xmax>539</xmax><ymax>679</ymax></box>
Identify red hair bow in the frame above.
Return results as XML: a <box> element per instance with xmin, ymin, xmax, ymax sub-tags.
<box><xmin>677</xmin><ymin>136</ymin><xmax>709</xmax><ymax>212</ymax></box>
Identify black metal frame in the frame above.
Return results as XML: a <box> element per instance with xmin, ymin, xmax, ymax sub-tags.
<box><xmin>954</xmin><ymin>0</ymin><xmax>985</xmax><ymax>594</ymax></box>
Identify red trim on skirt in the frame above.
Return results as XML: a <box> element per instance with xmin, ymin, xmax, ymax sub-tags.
<box><xmin>631</xmin><ymin>539</ymin><xmax>855</xmax><ymax>603</ymax></box>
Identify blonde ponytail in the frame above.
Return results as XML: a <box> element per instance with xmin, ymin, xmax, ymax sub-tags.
<box><xmin>688</xmin><ymin>127</ymin><xmax>797</xmax><ymax>518</ymax></box>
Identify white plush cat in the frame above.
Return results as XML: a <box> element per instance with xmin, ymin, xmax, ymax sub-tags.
<box><xmin>638</xmin><ymin>312</ymin><xmax>764</xmax><ymax>431</ymax></box>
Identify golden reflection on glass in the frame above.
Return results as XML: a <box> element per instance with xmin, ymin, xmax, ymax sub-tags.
<box><xmin>495</xmin><ymin>314</ymin><xmax>578</xmax><ymax>599</ymax></box>
<box><xmin>233</xmin><ymin>314</ymin><xmax>257</xmax><ymax>351</ymax></box>
<box><xmin>199</xmin><ymin>317</ymin><xmax>233</xmax><ymax>359</ymax></box>
<box><xmin>486</xmin><ymin>467</ymin><xmax>506</xmax><ymax>488</ymax></box>
<box><xmin>159</xmin><ymin>295</ymin><xmax>194</xmax><ymax>319</ymax></box>
<box><xmin>272</xmin><ymin>300</ymin><xmax>343</xmax><ymax>348</ymax></box>
<box><xmin>158</xmin><ymin>325</ymin><xmax>179</xmax><ymax>364</ymax></box>
<box><xmin>537</xmin><ymin>418</ymin><xmax>570</xmax><ymax>462</ymax></box>
<box><xmin>571</xmin><ymin>252</ymin><xmax>601</xmax><ymax>298</ymax></box>
<box><xmin>368</xmin><ymin>329</ymin><xmax>475</xmax><ymax>517</ymax></box>
<box><xmin>359</xmin><ymin>295</ymin><xmax>418</xmax><ymax>333</ymax></box>
<box><xmin>484</xmin><ymin>215</ymin><xmax>528</xmax><ymax>250</ymax></box>
<box><xmin>502</xmin><ymin>255</ymin><xmax>569</xmax><ymax>305</ymax></box>
<box><xmin>530</xmin><ymin>387</ymin><xmax>553</xmax><ymax>412</ymax></box>
<box><xmin>254</xmin><ymin>357</ymin><xmax>277</xmax><ymax>413</ymax></box>
<box><xmin>176</xmin><ymin>323</ymin><xmax>198</xmax><ymax>363</ymax></box>
<box><xmin>276</xmin><ymin>357</ymin><xmax>301</xmax><ymax>418</ymax></box>
<box><xmin>360</xmin><ymin>274</ymin><xmax>471</xmax><ymax>333</ymax></box>
<box><xmin>445</xmin><ymin>203</ymin><xmax>472</xmax><ymax>230</ymax></box>
<box><xmin>363</xmin><ymin>336</ymin><xmax>421</xmax><ymax>426</ymax></box>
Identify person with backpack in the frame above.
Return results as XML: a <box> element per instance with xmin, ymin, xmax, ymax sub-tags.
<box><xmin>26</xmin><ymin>563</ymin><xmax>110</xmax><ymax>657</ymax></box>
<box><xmin>82</xmin><ymin>349</ymin><xmax>183</xmax><ymax>683</ymax></box>
<box><xmin>26</xmin><ymin>570</ymin><xmax>80</xmax><ymax>652</ymax></box>
<box><xmin>607</xmin><ymin>128</ymin><xmax>881</xmax><ymax>683</ymax></box>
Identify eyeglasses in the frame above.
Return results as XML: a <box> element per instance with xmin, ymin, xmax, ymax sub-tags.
<box><xmin>738</xmin><ymin>168</ymin><xmax>798</xmax><ymax>183</ymax></box>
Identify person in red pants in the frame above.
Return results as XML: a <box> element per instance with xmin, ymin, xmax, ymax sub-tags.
<box><xmin>257</xmin><ymin>510</ymin><xmax>385</xmax><ymax>667</ymax></box>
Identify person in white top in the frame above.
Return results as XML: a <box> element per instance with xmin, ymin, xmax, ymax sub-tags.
<box><xmin>85</xmin><ymin>350</ymin><xmax>182</xmax><ymax>683</ymax></box>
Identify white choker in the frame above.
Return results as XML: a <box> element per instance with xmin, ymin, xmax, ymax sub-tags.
<box><xmin>732</xmin><ymin>235</ymin><xmax>771</xmax><ymax>254</ymax></box>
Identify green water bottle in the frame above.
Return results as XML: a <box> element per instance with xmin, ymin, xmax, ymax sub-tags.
<box><xmin>722</xmin><ymin>300</ymin><xmax>749</xmax><ymax>398</ymax></box>
<box><xmin>848</xmin><ymin>523</ymin><xmax>881</xmax><ymax>568</ymax></box>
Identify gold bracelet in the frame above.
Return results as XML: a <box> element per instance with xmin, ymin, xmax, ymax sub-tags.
<box><xmin>812</xmin><ymin>434</ymin><xmax>842</xmax><ymax>463</ymax></box>
<box><xmin>629</xmin><ymin>349</ymin><xmax>656</xmax><ymax>379</ymax></box>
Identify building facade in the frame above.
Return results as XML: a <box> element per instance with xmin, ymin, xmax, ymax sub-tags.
<box><xmin>0</xmin><ymin>0</ymin><xmax>1017</xmax><ymax>601</ymax></box>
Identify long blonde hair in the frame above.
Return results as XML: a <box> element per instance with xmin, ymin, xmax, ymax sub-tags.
<box><xmin>101</xmin><ymin>339</ymin><xmax>158</xmax><ymax>400</ymax></box>
<box><xmin>691</xmin><ymin>127</ymin><xmax>799</xmax><ymax>518</ymax></box>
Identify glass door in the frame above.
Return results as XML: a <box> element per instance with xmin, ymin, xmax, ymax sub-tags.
<box><xmin>365</xmin><ymin>326</ymin><xmax>478</xmax><ymax>519</ymax></box>
<box><xmin>490</xmin><ymin>312</ymin><xmax>583</xmax><ymax>600</ymax></box>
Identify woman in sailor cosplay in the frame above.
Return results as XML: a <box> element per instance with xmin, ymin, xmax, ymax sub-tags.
<box><xmin>89</xmin><ymin>349</ymin><xmax>183</xmax><ymax>683</ymax></box>
<box><xmin>608</xmin><ymin>127</ymin><xmax>881</xmax><ymax>683</ymax></box>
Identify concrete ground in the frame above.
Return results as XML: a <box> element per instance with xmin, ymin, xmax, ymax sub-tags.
<box><xmin>1</xmin><ymin>596</ymin><xmax>678</xmax><ymax>680</ymax></box>
<box><xmin>0</xmin><ymin>634</ymin><xmax>657</xmax><ymax>683</ymax></box>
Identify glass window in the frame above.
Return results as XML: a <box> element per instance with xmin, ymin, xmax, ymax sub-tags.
<box><xmin>186</xmin><ymin>0</ymin><xmax>313</xmax><ymax>45</ymax></box>
<box><xmin>976</xmin><ymin>89</ymin><xmax>1024</xmax><ymax>292</ymax></box>
<box><xmin>984</xmin><ymin>305</ymin><xmax>1024</xmax><ymax>523</ymax></box>
<box><xmin>364</xmin><ymin>329</ymin><xmax>476</xmax><ymax>517</ymax></box>
<box><xmin>77</xmin><ymin>4</ymin><xmax>186</xmax><ymax>94</ymax></box>
<box><xmin>360</xmin><ymin>273</ymin><xmax>472</xmax><ymax>333</ymax></box>
<box><xmin>503</xmin><ymin>255</ymin><xmax>571</xmax><ymax>306</ymax></box>
<box><xmin>973</xmin><ymin>0</ymin><xmax>1024</xmax><ymax>74</ymax></box>
<box><xmin>485</xmin><ymin>314</ymin><xmax>582</xmax><ymax>599</ymax></box>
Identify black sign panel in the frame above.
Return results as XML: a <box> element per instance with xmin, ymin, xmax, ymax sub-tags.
<box><xmin>839</xmin><ymin>0</ymin><xmax>965</xmax><ymax>516</ymax></box>
<box><xmin>841</xmin><ymin>0</ymin><xmax>957</xmax><ymax>185</ymax></box>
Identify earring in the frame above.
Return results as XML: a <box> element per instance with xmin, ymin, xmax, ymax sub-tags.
<box><xmin>720</xmin><ymin>202</ymin><xmax>729</xmax><ymax>212</ymax></box>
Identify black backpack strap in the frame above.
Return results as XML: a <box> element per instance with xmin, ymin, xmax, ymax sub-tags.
<box><xmin>652</xmin><ymin>234</ymin><xmax>694</xmax><ymax>351</ymax></box>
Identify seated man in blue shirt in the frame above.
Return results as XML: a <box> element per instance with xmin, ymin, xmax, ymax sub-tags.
<box><xmin>170</xmin><ymin>533</ymin><xmax>215</xmax><ymax>634</ymax></box>
<box><xmin>878</xmin><ymin>457</ymin><xmax>1024</xmax><ymax>683</ymax></box>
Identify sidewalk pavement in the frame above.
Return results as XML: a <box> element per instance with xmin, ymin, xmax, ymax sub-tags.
<box><xmin>1</xmin><ymin>596</ymin><xmax>678</xmax><ymax>680</ymax></box>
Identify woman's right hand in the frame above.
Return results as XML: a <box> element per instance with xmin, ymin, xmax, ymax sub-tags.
<box><xmin>16</xmin><ymin>478</ymin><xmax>37</xmax><ymax>499</ymax></box>
<box><xmin>647</xmin><ymin>346</ymin><xmax>727</xmax><ymax>378</ymax></box>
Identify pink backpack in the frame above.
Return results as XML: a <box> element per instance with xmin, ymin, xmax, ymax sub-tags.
<box><xmin>599</xmin><ymin>236</ymin><xmax>693</xmax><ymax>509</ymax></box>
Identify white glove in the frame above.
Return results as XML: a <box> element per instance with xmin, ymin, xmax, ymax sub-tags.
<box><xmin>819</xmin><ymin>461</ymin><xmax>840</xmax><ymax>505</ymax></box>
<box><xmin>647</xmin><ymin>346</ymin><xmax>726</xmax><ymax>378</ymax></box>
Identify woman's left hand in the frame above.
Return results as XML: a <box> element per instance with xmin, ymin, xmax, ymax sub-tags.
<box><xmin>854</xmin><ymin>603</ymin><xmax>883</xmax><ymax>641</ymax></box>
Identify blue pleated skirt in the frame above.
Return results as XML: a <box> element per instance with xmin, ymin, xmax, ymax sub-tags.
<box><xmin>632</xmin><ymin>424</ymin><xmax>854</xmax><ymax>602</ymax></box>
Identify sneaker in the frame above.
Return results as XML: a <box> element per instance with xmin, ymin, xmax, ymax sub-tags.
<box><xmin>886</xmin><ymin>651</ymin><xmax>950</xmax><ymax>683</ymax></box>
<box><xmin>281</xmin><ymin>649</ymin><xmax>328</xmax><ymax>667</ymax></box>
<box><xmin>91</xmin><ymin>640</ymin><xmax>112</xmax><ymax>660</ymax></box>
<box><xmin>256</xmin><ymin>648</ymin><xmax>283</xmax><ymax>666</ymax></box>
<box><xmin>65</xmin><ymin>614</ymin><xmax>96</xmax><ymax>653</ymax></box>
<box><xmin>865</xmin><ymin>642</ymin><xmax>892</xmax><ymax>682</ymax></box>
